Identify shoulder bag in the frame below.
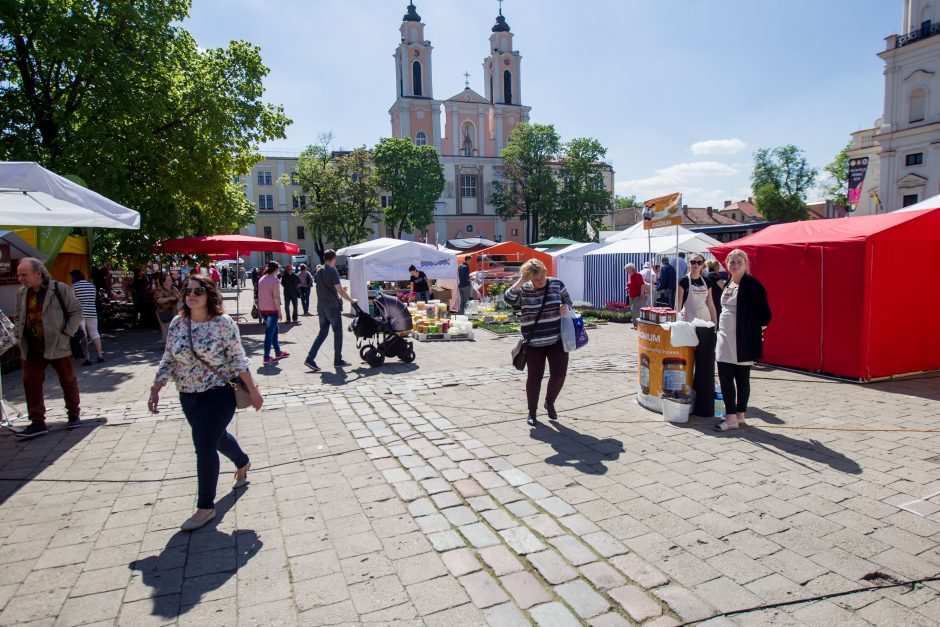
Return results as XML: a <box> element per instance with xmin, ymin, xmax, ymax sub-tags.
<box><xmin>511</xmin><ymin>282</ymin><xmax>551</xmax><ymax>371</ymax></box>
<box><xmin>53</xmin><ymin>282</ymin><xmax>86</xmax><ymax>359</ymax></box>
<box><xmin>187</xmin><ymin>318</ymin><xmax>253</xmax><ymax>409</ymax></box>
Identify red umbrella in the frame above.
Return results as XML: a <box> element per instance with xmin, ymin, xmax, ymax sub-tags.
<box><xmin>152</xmin><ymin>234</ymin><xmax>299</xmax><ymax>254</ymax></box>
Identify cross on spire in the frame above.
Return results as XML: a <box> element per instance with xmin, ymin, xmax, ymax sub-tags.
<box><xmin>464</xmin><ymin>71</ymin><xmax>470</xmax><ymax>89</ymax></box>
<box><xmin>498</xmin><ymin>0</ymin><xmax>504</xmax><ymax>15</ymax></box>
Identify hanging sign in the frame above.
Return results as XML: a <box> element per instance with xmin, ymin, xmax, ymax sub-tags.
<box><xmin>847</xmin><ymin>157</ymin><xmax>869</xmax><ymax>212</ymax></box>
<box><xmin>643</xmin><ymin>192</ymin><xmax>683</xmax><ymax>229</ymax></box>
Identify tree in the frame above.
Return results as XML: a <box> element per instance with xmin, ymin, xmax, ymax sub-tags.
<box><xmin>372</xmin><ymin>137</ymin><xmax>444</xmax><ymax>238</ymax></box>
<box><xmin>616</xmin><ymin>194</ymin><xmax>639</xmax><ymax>210</ymax></box>
<box><xmin>751</xmin><ymin>145</ymin><xmax>817</xmax><ymax>222</ymax></box>
<box><xmin>823</xmin><ymin>142</ymin><xmax>852</xmax><ymax>207</ymax></box>
<box><xmin>290</xmin><ymin>141</ymin><xmax>383</xmax><ymax>262</ymax></box>
<box><xmin>0</xmin><ymin>1</ymin><xmax>290</xmax><ymax>264</ymax></box>
<box><xmin>491</xmin><ymin>123</ymin><xmax>560</xmax><ymax>244</ymax></box>
<box><xmin>544</xmin><ymin>138</ymin><xmax>613</xmax><ymax>241</ymax></box>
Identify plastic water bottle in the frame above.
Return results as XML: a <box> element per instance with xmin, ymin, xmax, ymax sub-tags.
<box><xmin>714</xmin><ymin>386</ymin><xmax>725</xmax><ymax>418</ymax></box>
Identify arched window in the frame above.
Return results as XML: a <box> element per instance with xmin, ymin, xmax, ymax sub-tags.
<box><xmin>909</xmin><ymin>87</ymin><xmax>927</xmax><ymax>123</ymax></box>
<box><xmin>415</xmin><ymin>131</ymin><xmax>427</xmax><ymax>146</ymax></box>
<box><xmin>503</xmin><ymin>70</ymin><xmax>513</xmax><ymax>104</ymax></box>
<box><xmin>461</xmin><ymin>121</ymin><xmax>475</xmax><ymax>156</ymax></box>
<box><xmin>412</xmin><ymin>60</ymin><xmax>423</xmax><ymax>97</ymax></box>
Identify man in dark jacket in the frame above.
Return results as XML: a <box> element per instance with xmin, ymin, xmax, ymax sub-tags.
<box><xmin>458</xmin><ymin>256</ymin><xmax>472</xmax><ymax>314</ymax></box>
<box><xmin>281</xmin><ymin>264</ymin><xmax>301</xmax><ymax>323</ymax></box>
<box><xmin>656</xmin><ymin>257</ymin><xmax>677</xmax><ymax>308</ymax></box>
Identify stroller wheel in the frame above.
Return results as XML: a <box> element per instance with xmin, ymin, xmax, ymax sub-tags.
<box><xmin>363</xmin><ymin>346</ymin><xmax>385</xmax><ymax>367</ymax></box>
<box><xmin>359</xmin><ymin>346</ymin><xmax>372</xmax><ymax>361</ymax></box>
<box><xmin>400</xmin><ymin>349</ymin><xmax>416</xmax><ymax>364</ymax></box>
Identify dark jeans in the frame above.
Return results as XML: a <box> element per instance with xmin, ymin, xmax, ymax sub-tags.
<box><xmin>459</xmin><ymin>285</ymin><xmax>472</xmax><ymax>314</ymax></box>
<box><xmin>179</xmin><ymin>385</ymin><xmax>249</xmax><ymax>510</ymax></box>
<box><xmin>525</xmin><ymin>340</ymin><xmax>569</xmax><ymax>414</ymax></box>
<box><xmin>299</xmin><ymin>287</ymin><xmax>311</xmax><ymax>313</ymax></box>
<box><xmin>262</xmin><ymin>313</ymin><xmax>280</xmax><ymax>359</ymax></box>
<box><xmin>307</xmin><ymin>307</ymin><xmax>343</xmax><ymax>364</ymax></box>
<box><xmin>284</xmin><ymin>294</ymin><xmax>299</xmax><ymax>321</ymax></box>
<box><xmin>415</xmin><ymin>290</ymin><xmax>430</xmax><ymax>302</ymax></box>
<box><xmin>717</xmin><ymin>362</ymin><xmax>752</xmax><ymax>414</ymax></box>
<box><xmin>22</xmin><ymin>355</ymin><xmax>81</xmax><ymax>425</ymax></box>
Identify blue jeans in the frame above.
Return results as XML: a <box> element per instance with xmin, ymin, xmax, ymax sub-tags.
<box><xmin>263</xmin><ymin>313</ymin><xmax>280</xmax><ymax>359</ymax></box>
<box><xmin>179</xmin><ymin>386</ymin><xmax>249</xmax><ymax>509</ymax></box>
<box><xmin>307</xmin><ymin>307</ymin><xmax>343</xmax><ymax>364</ymax></box>
<box><xmin>415</xmin><ymin>290</ymin><xmax>430</xmax><ymax>302</ymax></box>
<box><xmin>299</xmin><ymin>287</ymin><xmax>311</xmax><ymax>314</ymax></box>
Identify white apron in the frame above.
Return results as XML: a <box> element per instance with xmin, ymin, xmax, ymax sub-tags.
<box><xmin>681</xmin><ymin>276</ymin><xmax>711</xmax><ymax>323</ymax></box>
<box><xmin>716</xmin><ymin>283</ymin><xmax>754</xmax><ymax>366</ymax></box>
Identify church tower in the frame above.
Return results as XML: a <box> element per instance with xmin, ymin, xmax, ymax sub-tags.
<box><xmin>389</xmin><ymin>3</ymin><xmax>442</xmax><ymax>151</ymax></box>
<box><xmin>482</xmin><ymin>6</ymin><xmax>530</xmax><ymax>153</ymax></box>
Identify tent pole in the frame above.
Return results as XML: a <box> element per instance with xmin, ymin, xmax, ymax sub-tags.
<box><xmin>647</xmin><ymin>228</ymin><xmax>653</xmax><ymax>309</ymax></box>
<box><xmin>675</xmin><ymin>225</ymin><xmax>680</xmax><ymax>311</ymax></box>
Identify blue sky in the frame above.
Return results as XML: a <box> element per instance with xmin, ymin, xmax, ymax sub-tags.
<box><xmin>185</xmin><ymin>0</ymin><xmax>899</xmax><ymax>208</ymax></box>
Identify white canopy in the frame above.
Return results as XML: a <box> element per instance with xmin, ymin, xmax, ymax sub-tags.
<box><xmin>602</xmin><ymin>221</ymin><xmax>700</xmax><ymax>243</ymax></box>
<box><xmin>892</xmin><ymin>193</ymin><xmax>940</xmax><ymax>213</ymax></box>
<box><xmin>338</xmin><ymin>237</ymin><xmax>435</xmax><ymax>257</ymax></box>
<box><xmin>550</xmin><ymin>242</ymin><xmax>604</xmax><ymax>302</ymax></box>
<box><xmin>0</xmin><ymin>162</ymin><xmax>140</xmax><ymax>229</ymax></box>
<box><xmin>348</xmin><ymin>240</ymin><xmax>459</xmax><ymax>308</ymax></box>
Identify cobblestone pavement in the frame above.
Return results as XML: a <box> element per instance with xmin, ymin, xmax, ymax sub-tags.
<box><xmin>0</xmin><ymin>288</ymin><xmax>938</xmax><ymax>625</ymax></box>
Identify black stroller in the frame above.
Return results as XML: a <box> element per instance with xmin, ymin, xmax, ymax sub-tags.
<box><xmin>350</xmin><ymin>294</ymin><xmax>416</xmax><ymax>367</ymax></box>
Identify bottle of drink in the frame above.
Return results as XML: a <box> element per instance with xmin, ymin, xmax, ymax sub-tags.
<box><xmin>714</xmin><ymin>385</ymin><xmax>725</xmax><ymax>418</ymax></box>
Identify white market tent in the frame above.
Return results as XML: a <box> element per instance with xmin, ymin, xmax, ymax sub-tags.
<box><xmin>338</xmin><ymin>237</ymin><xmax>436</xmax><ymax>257</ymax></box>
<box><xmin>892</xmin><ymin>193</ymin><xmax>940</xmax><ymax>213</ymax></box>
<box><xmin>549</xmin><ymin>242</ymin><xmax>604</xmax><ymax>303</ymax></box>
<box><xmin>348</xmin><ymin>240</ymin><xmax>459</xmax><ymax>309</ymax></box>
<box><xmin>584</xmin><ymin>227</ymin><xmax>721</xmax><ymax>307</ymax></box>
<box><xmin>0</xmin><ymin>162</ymin><xmax>140</xmax><ymax>229</ymax></box>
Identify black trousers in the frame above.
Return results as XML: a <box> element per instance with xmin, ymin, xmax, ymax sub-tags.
<box><xmin>717</xmin><ymin>362</ymin><xmax>751</xmax><ymax>414</ymax></box>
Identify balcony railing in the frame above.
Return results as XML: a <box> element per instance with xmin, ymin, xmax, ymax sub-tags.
<box><xmin>896</xmin><ymin>21</ymin><xmax>940</xmax><ymax>48</ymax></box>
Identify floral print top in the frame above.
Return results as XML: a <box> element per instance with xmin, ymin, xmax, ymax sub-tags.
<box><xmin>155</xmin><ymin>314</ymin><xmax>251</xmax><ymax>393</ymax></box>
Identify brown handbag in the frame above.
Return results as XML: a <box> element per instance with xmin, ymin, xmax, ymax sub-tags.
<box><xmin>187</xmin><ymin>318</ymin><xmax>252</xmax><ymax>409</ymax></box>
<box><xmin>511</xmin><ymin>282</ymin><xmax>551</xmax><ymax>371</ymax></box>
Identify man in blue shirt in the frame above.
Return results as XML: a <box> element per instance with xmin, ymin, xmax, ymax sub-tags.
<box><xmin>304</xmin><ymin>250</ymin><xmax>357</xmax><ymax>371</ymax></box>
<box><xmin>458</xmin><ymin>256</ymin><xmax>472</xmax><ymax>314</ymax></box>
<box><xmin>656</xmin><ymin>256</ymin><xmax>677</xmax><ymax>308</ymax></box>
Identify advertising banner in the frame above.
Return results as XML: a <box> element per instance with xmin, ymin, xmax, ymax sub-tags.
<box><xmin>642</xmin><ymin>192</ymin><xmax>683</xmax><ymax>230</ymax></box>
<box><xmin>847</xmin><ymin>157</ymin><xmax>869</xmax><ymax>212</ymax></box>
<box><xmin>636</xmin><ymin>320</ymin><xmax>695</xmax><ymax>412</ymax></box>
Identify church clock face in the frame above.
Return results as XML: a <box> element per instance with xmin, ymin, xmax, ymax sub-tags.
<box><xmin>413</xmin><ymin>50</ymin><xmax>420</xmax><ymax>57</ymax></box>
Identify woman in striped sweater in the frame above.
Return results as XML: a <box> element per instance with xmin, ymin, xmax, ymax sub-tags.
<box><xmin>504</xmin><ymin>259</ymin><xmax>573</xmax><ymax>426</ymax></box>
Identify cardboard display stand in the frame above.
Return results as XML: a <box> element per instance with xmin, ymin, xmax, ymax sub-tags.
<box><xmin>636</xmin><ymin>320</ymin><xmax>695</xmax><ymax>413</ymax></box>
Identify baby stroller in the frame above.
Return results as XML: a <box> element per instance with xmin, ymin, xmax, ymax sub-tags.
<box><xmin>350</xmin><ymin>294</ymin><xmax>416</xmax><ymax>367</ymax></box>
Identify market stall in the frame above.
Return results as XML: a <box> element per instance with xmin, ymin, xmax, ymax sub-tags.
<box><xmin>550</xmin><ymin>242</ymin><xmax>603</xmax><ymax>303</ymax></box>
<box><xmin>464</xmin><ymin>242</ymin><xmax>554</xmax><ymax>296</ymax></box>
<box><xmin>348</xmin><ymin>240</ymin><xmax>459</xmax><ymax>311</ymax></box>
<box><xmin>711</xmin><ymin>207</ymin><xmax>940</xmax><ymax>380</ymax></box>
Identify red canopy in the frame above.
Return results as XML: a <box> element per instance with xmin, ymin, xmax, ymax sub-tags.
<box><xmin>465</xmin><ymin>241</ymin><xmax>555</xmax><ymax>274</ymax></box>
<box><xmin>710</xmin><ymin>208</ymin><xmax>940</xmax><ymax>380</ymax></box>
<box><xmin>152</xmin><ymin>234</ymin><xmax>299</xmax><ymax>255</ymax></box>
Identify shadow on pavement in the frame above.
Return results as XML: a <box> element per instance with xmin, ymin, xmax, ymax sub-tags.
<box><xmin>0</xmin><ymin>418</ymin><xmax>105</xmax><ymax>505</ymax></box>
<box><xmin>744</xmin><ymin>407</ymin><xmax>785</xmax><ymax>425</ymax></box>
<box><xmin>529</xmin><ymin>421</ymin><xmax>624</xmax><ymax>475</ymax></box>
<box><xmin>129</xmin><ymin>490</ymin><xmax>262</xmax><ymax>619</ymax></box>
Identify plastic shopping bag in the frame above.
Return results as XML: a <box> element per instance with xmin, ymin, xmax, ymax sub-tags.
<box><xmin>560</xmin><ymin>311</ymin><xmax>577</xmax><ymax>352</ymax></box>
<box><xmin>573</xmin><ymin>313</ymin><xmax>589</xmax><ymax>349</ymax></box>
<box><xmin>666</xmin><ymin>320</ymin><xmax>698</xmax><ymax>347</ymax></box>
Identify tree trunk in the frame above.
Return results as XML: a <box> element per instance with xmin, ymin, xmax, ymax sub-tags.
<box><xmin>314</xmin><ymin>233</ymin><xmax>326</xmax><ymax>264</ymax></box>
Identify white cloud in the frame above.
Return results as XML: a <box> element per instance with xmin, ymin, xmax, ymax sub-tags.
<box><xmin>616</xmin><ymin>161</ymin><xmax>747</xmax><ymax>207</ymax></box>
<box><xmin>690</xmin><ymin>139</ymin><xmax>748</xmax><ymax>155</ymax></box>
<box><xmin>618</xmin><ymin>161</ymin><xmax>738</xmax><ymax>193</ymax></box>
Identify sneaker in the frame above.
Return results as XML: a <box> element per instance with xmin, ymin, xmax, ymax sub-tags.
<box><xmin>276</xmin><ymin>351</ymin><xmax>290</xmax><ymax>359</ymax></box>
<box><xmin>263</xmin><ymin>357</ymin><xmax>277</xmax><ymax>365</ymax></box>
<box><xmin>304</xmin><ymin>359</ymin><xmax>321</xmax><ymax>372</ymax></box>
<box><xmin>334</xmin><ymin>359</ymin><xmax>351</xmax><ymax>368</ymax></box>
<box><xmin>15</xmin><ymin>423</ymin><xmax>49</xmax><ymax>439</ymax></box>
<box><xmin>66</xmin><ymin>417</ymin><xmax>81</xmax><ymax>429</ymax></box>
<box><xmin>81</xmin><ymin>359</ymin><xmax>91</xmax><ymax>366</ymax></box>
<box><xmin>96</xmin><ymin>357</ymin><xmax>105</xmax><ymax>364</ymax></box>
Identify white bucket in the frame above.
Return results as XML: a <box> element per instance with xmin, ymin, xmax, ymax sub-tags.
<box><xmin>662</xmin><ymin>399</ymin><xmax>691</xmax><ymax>423</ymax></box>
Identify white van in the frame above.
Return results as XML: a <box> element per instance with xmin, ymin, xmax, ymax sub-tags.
<box><xmin>291</xmin><ymin>254</ymin><xmax>309</xmax><ymax>267</ymax></box>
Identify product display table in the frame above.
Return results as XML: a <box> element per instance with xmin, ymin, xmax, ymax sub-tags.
<box><xmin>636</xmin><ymin>319</ymin><xmax>695</xmax><ymax>413</ymax></box>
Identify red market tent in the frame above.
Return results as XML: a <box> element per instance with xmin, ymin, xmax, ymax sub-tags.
<box><xmin>710</xmin><ymin>208</ymin><xmax>940</xmax><ymax>380</ymax></box>
<box><xmin>152</xmin><ymin>234</ymin><xmax>299</xmax><ymax>255</ymax></box>
<box><xmin>463</xmin><ymin>242</ymin><xmax>555</xmax><ymax>295</ymax></box>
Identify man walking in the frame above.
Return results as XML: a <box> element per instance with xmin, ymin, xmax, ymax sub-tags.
<box><xmin>676</xmin><ymin>252</ymin><xmax>689</xmax><ymax>279</ymax></box>
<box><xmin>297</xmin><ymin>263</ymin><xmax>314</xmax><ymax>316</ymax></box>
<box><xmin>14</xmin><ymin>258</ymin><xmax>83</xmax><ymax>438</ymax></box>
<box><xmin>281</xmin><ymin>264</ymin><xmax>301</xmax><ymax>323</ymax></box>
<box><xmin>458</xmin><ymin>256</ymin><xmax>472</xmax><ymax>314</ymax></box>
<box><xmin>656</xmin><ymin>256</ymin><xmax>677</xmax><ymax>308</ymax></box>
<box><xmin>304</xmin><ymin>250</ymin><xmax>356</xmax><ymax>371</ymax></box>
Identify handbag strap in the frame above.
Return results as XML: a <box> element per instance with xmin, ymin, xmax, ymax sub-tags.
<box><xmin>51</xmin><ymin>281</ymin><xmax>73</xmax><ymax>333</ymax></box>
<box><xmin>523</xmin><ymin>281</ymin><xmax>552</xmax><ymax>344</ymax></box>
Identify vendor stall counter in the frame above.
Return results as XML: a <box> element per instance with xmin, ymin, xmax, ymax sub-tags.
<box><xmin>636</xmin><ymin>312</ymin><xmax>694</xmax><ymax>414</ymax></box>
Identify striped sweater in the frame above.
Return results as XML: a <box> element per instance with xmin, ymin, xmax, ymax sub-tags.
<box><xmin>503</xmin><ymin>278</ymin><xmax>572</xmax><ymax>347</ymax></box>
<box><xmin>72</xmin><ymin>280</ymin><xmax>98</xmax><ymax>318</ymax></box>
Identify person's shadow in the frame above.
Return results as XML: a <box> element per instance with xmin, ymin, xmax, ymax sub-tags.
<box><xmin>129</xmin><ymin>491</ymin><xmax>262</xmax><ymax>619</ymax></box>
<box><xmin>529</xmin><ymin>422</ymin><xmax>624</xmax><ymax>475</ymax></box>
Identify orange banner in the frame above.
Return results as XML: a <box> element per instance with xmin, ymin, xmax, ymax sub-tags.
<box><xmin>642</xmin><ymin>192</ymin><xmax>683</xmax><ymax>230</ymax></box>
<box><xmin>636</xmin><ymin>320</ymin><xmax>694</xmax><ymax>412</ymax></box>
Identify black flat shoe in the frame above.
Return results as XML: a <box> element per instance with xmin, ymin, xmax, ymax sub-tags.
<box><xmin>544</xmin><ymin>403</ymin><xmax>558</xmax><ymax>421</ymax></box>
<box><xmin>526</xmin><ymin>415</ymin><xmax>537</xmax><ymax>426</ymax></box>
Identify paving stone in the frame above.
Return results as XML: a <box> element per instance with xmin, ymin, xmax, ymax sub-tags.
<box><xmin>588</xmin><ymin>612</ymin><xmax>632</xmax><ymax>626</ymax></box>
<box><xmin>483</xmin><ymin>602</ymin><xmax>530</xmax><ymax>627</ymax></box>
<box><xmin>423</xmin><ymin>601</ymin><xmax>488</xmax><ymax>627</ymax></box>
<box><xmin>537</xmin><ymin>497</ymin><xmax>577</xmax><ymax>517</ymax></box>
<box><xmin>555</xmin><ymin>579</ymin><xmax>611</xmax><ymax>618</ymax></box>
<box><xmin>467</xmin><ymin>496</ymin><xmax>499</xmax><ymax>512</ymax></box>
<box><xmin>454</xmin><ymin>479</ymin><xmax>486</xmax><ymax>498</ymax></box>
<box><xmin>529</xmin><ymin>601</ymin><xmax>582</xmax><ymax>626</ymax></box>
<box><xmin>490</xmin><ymin>486</ymin><xmax>524</xmax><ymax>504</ymax></box>
<box><xmin>442</xmin><ymin>548</ymin><xmax>482</xmax><ymax>577</ymax></box>
<box><xmin>416</xmin><ymin>513</ymin><xmax>451</xmax><ymax>534</ymax></box>
<box><xmin>422</xmin><ymin>478</ymin><xmax>451</xmax><ymax>495</ymax></box>
<box><xmin>519</xmin><ymin>482</ymin><xmax>553</xmax><ymax>500</ymax></box>
<box><xmin>550</xmin><ymin>535</ymin><xmax>598</xmax><ymax>566</ymax></box>
<box><xmin>500</xmin><ymin>527</ymin><xmax>546</xmax><ymax>555</ymax></box>
<box><xmin>395</xmin><ymin>551</ymin><xmax>448</xmax><ymax>586</ymax></box>
<box><xmin>559</xmin><ymin>513</ymin><xmax>601</xmax><ymax>535</ymax></box>
<box><xmin>527</xmin><ymin>549</ymin><xmax>579</xmax><ymax>584</ymax></box>
<box><xmin>478</xmin><ymin>545</ymin><xmax>524</xmax><ymax>576</ymax></box>
<box><xmin>432</xmin><ymin>491</ymin><xmax>463</xmax><ymax>509</ymax></box>
<box><xmin>653</xmin><ymin>585</ymin><xmax>716</xmax><ymax>623</ymax></box>
<box><xmin>347</xmin><ymin>574</ymin><xmax>409</xmax><ymax>614</ymax></box>
<box><xmin>500</xmin><ymin>571</ymin><xmax>553</xmax><ymax>609</ymax></box>
<box><xmin>407</xmin><ymin>575</ymin><xmax>470</xmax><ymax>615</ymax></box>
<box><xmin>409</xmin><ymin>498</ymin><xmax>437</xmax><ymax>517</ymax></box>
<box><xmin>609</xmin><ymin>584</ymin><xmax>663</xmax><ymax>622</ymax></box>
<box><xmin>481</xmin><ymin>508</ymin><xmax>517</xmax><ymax>530</ymax></box>
<box><xmin>611</xmin><ymin>553</ymin><xmax>670</xmax><ymax>588</ymax></box>
<box><xmin>524</xmin><ymin>513</ymin><xmax>566</xmax><ymax>538</ymax></box>
<box><xmin>459</xmin><ymin>570</ymin><xmax>510</xmax><ymax>609</ymax></box>
<box><xmin>442</xmin><ymin>505</ymin><xmax>478</xmax><ymax>527</ymax></box>
<box><xmin>506</xmin><ymin>500</ymin><xmax>539</xmax><ymax>517</ymax></box>
<box><xmin>580</xmin><ymin>562</ymin><xmax>627</xmax><ymax>590</ymax></box>
<box><xmin>460</xmin><ymin>522</ymin><xmax>501</xmax><ymax>548</ymax></box>
<box><xmin>499</xmin><ymin>468</ymin><xmax>534</xmax><ymax>487</ymax></box>
<box><xmin>429</xmin><ymin>530</ymin><xmax>465</xmax><ymax>552</ymax></box>
<box><xmin>582</xmin><ymin>531</ymin><xmax>629</xmax><ymax>558</ymax></box>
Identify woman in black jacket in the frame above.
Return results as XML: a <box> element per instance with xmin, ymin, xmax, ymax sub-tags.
<box><xmin>714</xmin><ymin>249</ymin><xmax>771</xmax><ymax>431</ymax></box>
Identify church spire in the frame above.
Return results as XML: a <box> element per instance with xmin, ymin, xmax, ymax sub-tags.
<box><xmin>403</xmin><ymin>2</ymin><xmax>421</xmax><ymax>22</ymax></box>
<box><xmin>492</xmin><ymin>0</ymin><xmax>511</xmax><ymax>32</ymax></box>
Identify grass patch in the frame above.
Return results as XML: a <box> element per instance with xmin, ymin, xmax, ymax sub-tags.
<box><xmin>476</xmin><ymin>321</ymin><xmax>521</xmax><ymax>334</ymax></box>
<box><xmin>577</xmin><ymin>308</ymin><xmax>632</xmax><ymax>323</ymax></box>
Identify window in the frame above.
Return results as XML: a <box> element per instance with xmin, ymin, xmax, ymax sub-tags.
<box><xmin>289</xmin><ymin>171</ymin><xmax>299</xmax><ymax>185</ymax></box>
<box><xmin>461</xmin><ymin>175</ymin><xmax>477</xmax><ymax>198</ymax></box>
<box><xmin>412</xmin><ymin>60</ymin><xmax>423</xmax><ymax>96</ymax></box>
<box><xmin>232</xmin><ymin>175</ymin><xmax>241</xmax><ymax>184</ymax></box>
<box><xmin>461</xmin><ymin>121</ymin><xmax>475</xmax><ymax>156</ymax></box>
<box><xmin>257</xmin><ymin>171</ymin><xmax>273</xmax><ymax>185</ymax></box>
<box><xmin>511</xmin><ymin>228</ymin><xmax>519</xmax><ymax>236</ymax></box>
<box><xmin>386</xmin><ymin>225</ymin><xmax>395</xmax><ymax>238</ymax></box>
<box><xmin>903</xmin><ymin>193</ymin><xmax>920</xmax><ymax>207</ymax></box>
<box><xmin>258</xmin><ymin>194</ymin><xmax>274</xmax><ymax>210</ymax></box>
<box><xmin>415</xmin><ymin>131</ymin><xmax>427</xmax><ymax>146</ymax></box>
<box><xmin>503</xmin><ymin>69</ymin><xmax>513</xmax><ymax>104</ymax></box>
<box><xmin>263</xmin><ymin>226</ymin><xmax>273</xmax><ymax>239</ymax></box>
<box><xmin>292</xmin><ymin>195</ymin><xmax>308</xmax><ymax>209</ymax></box>
<box><xmin>420</xmin><ymin>229</ymin><xmax>429</xmax><ymax>241</ymax></box>
<box><xmin>909</xmin><ymin>88</ymin><xmax>927</xmax><ymax>123</ymax></box>
<box><xmin>297</xmin><ymin>225</ymin><xmax>305</xmax><ymax>240</ymax></box>
<box><xmin>906</xmin><ymin>152</ymin><xmax>924</xmax><ymax>166</ymax></box>
<box><xmin>351</xmin><ymin>172</ymin><xmax>360</xmax><ymax>183</ymax></box>
<box><xmin>381</xmin><ymin>195</ymin><xmax>392</xmax><ymax>208</ymax></box>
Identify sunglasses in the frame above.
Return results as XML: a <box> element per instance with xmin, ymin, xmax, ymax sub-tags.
<box><xmin>182</xmin><ymin>287</ymin><xmax>207</xmax><ymax>296</ymax></box>
<box><xmin>689</xmin><ymin>260</ymin><xmax>704</xmax><ymax>266</ymax></box>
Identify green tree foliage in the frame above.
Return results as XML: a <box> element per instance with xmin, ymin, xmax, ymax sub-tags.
<box><xmin>0</xmin><ymin>1</ymin><xmax>290</xmax><ymax>264</ymax></box>
<box><xmin>615</xmin><ymin>194</ymin><xmax>639</xmax><ymax>209</ymax></box>
<box><xmin>372</xmin><ymin>137</ymin><xmax>444</xmax><ymax>238</ymax></box>
<box><xmin>491</xmin><ymin>123</ymin><xmax>561</xmax><ymax>244</ymax></box>
<box><xmin>545</xmin><ymin>138</ymin><xmax>613</xmax><ymax>241</ymax></box>
<box><xmin>823</xmin><ymin>142</ymin><xmax>852</xmax><ymax>207</ymax></box>
<box><xmin>290</xmin><ymin>140</ymin><xmax>382</xmax><ymax>262</ymax></box>
<box><xmin>751</xmin><ymin>145</ymin><xmax>817</xmax><ymax>222</ymax></box>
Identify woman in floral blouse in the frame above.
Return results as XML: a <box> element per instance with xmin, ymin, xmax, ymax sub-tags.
<box><xmin>148</xmin><ymin>275</ymin><xmax>263</xmax><ymax>531</ymax></box>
